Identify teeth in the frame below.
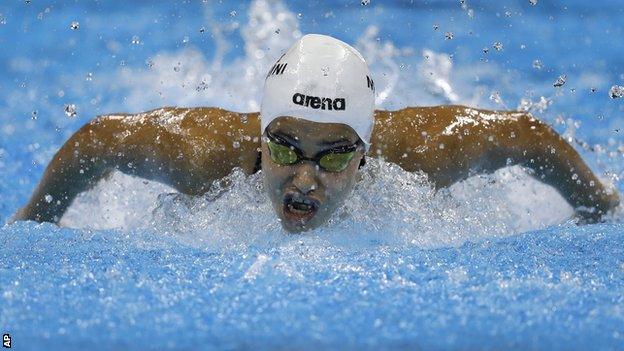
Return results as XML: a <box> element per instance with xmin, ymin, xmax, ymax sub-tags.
<box><xmin>288</xmin><ymin>200</ymin><xmax>314</xmax><ymax>213</ymax></box>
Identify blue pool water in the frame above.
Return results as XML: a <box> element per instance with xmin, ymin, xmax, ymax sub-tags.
<box><xmin>1</xmin><ymin>0</ymin><xmax>624</xmax><ymax>349</ymax></box>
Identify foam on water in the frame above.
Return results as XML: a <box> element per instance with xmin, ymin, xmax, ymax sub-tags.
<box><xmin>62</xmin><ymin>158</ymin><xmax>574</xmax><ymax>250</ymax></box>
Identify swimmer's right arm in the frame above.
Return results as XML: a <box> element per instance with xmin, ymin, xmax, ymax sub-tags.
<box><xmin>13</xmin><ymin>115</ymin><xmax>122</xmax><ymax>223</ymax></box>
<box><xmin>13</xmin><ymin>107</ymin><xmax>261</xmax><ymax>223</ymax></box>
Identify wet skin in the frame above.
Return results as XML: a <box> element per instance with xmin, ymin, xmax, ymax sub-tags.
<box><xmin>13</xmin><ymin>106</ymin><xmax>620</xmax><ymax>227</ymax></box>
<box><xmin>261</xmin><ymin>117</ymin><xmax>365</xmax><ymax>232</ymax></box>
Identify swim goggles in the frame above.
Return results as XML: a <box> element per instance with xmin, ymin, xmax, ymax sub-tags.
<box><xmin>265</xmin><ymin>130</ymin><xmax>361</xmax><ymax>172</ymax></box>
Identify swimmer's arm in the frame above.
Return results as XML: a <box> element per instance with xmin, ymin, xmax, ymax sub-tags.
<box><xmin>512</xmin><ymin>116</ymin><xmax>619</xmax><ymax>220</ymax></box>
<box><xmin>12</xmin><ymin>115</ymin><xmax>123</xmax><ymax>223</ymax></box>
<box><xmin>13</xmin><ymin>108</ymin><xmax>260</xmax><ymax>223</ymax></box>
<box><xmin>423</xmin><ymin>108</ymin><xmax>619</xmax><ymax>220</ymax></box>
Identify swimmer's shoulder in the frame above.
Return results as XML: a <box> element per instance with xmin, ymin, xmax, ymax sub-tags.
<box><xmin>373</xmin><ymin>105</ymin><xmax>471</xmax><ymax>134</ymax></box>
<box><xmin>91</xmin><ymin>106</ymin><xmax>260</xmax><ymax>137</ymax></box>
<box><xmin>179</xmin><ymin>108</ymin><xmax>261</xmax><ymax>176</ymax></box>
<box><xmin>374</xmin><ymin>105</ymin><xmax>531</xmax><ymax>134</ymax></box>
<box><xmin>181</xmin><ymin>107</ymin><xmax>260</xmax><ymax>138</ymax></box>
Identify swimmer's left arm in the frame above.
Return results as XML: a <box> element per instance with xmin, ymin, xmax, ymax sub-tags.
<box><xmin>375</xmin><ymin>106</ymin><xmax>619</xmax><ymax>221</ymax></box>
<box><xmin>506</xmin><ymin>113</ymin><xmax>620</xmax><ymax>220</ymax></box>
<box><xmin>448</xmin><ymin>107</ymin><xmax>619</xmax><ymax>220</ymax></box>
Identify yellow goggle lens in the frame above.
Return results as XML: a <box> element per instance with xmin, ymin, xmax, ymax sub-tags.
<box><xmin>318</xmin><ymin>151</ymin><xmax>355</xmax><ymax>172</ymax></box>
<box><xmin>267</xmin><ymin>140</ymin><xmax>298</xmax><ymax>165</ymax></box>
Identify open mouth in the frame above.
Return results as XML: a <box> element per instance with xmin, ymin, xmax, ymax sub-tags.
<box><xmin>282</xmin><ymin>193</ymin><xmax>320</xmax><ymax>225</ymax></box>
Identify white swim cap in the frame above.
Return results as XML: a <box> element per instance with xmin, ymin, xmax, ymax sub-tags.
<box><xmin>260</xmin><ymin>34</ymin><xmax>375</xmax><ymax>148</ymax></box>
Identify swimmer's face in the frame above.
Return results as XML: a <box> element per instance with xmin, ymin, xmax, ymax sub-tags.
<box><xmin>261</xmin><ymin>116</ymin><xmax>365</xmax><ymax>233</ymax></box>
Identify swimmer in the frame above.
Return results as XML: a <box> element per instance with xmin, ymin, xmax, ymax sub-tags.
<box><xmin>13</xmin><ymin>34</ymin><xmax>619</xmax><ymax>231</ymax></box>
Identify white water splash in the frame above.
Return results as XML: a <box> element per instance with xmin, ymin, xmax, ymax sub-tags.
<box><xmin>419</xmin><ymin>49</ymin><xmax>460</xmax><ymax>103</ymax></box>
<box><xmin>113</xmin><ymin>0</ymin><xmax>301</xmax><ymax>113</ymax></box>
<box><xmin>107</xmin><ymin>0</ymin><xmax>505</xmax><ymax>115</ymax></box>
<box><xmin>354</xmin><ymin>26</ymin><xmax>404</xmax><ymax>106</ymax></box>
<box><xmin>62</xmin><ymin>158</ymin><xmax>573</xmax><ymax>250</ymax></box>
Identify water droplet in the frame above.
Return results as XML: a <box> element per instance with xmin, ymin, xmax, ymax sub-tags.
<box><xmin>489</xmin><ymin>91</ymin><xmax>503</xmax><ymax>104</ymax></box>
<box><xmin>444</xmin><ymin>32</ymin><xmax>454</xmax><ymax>40</ymax></box>
<box><xmin>482</xmin><ymin>47</ymin><xmax>489</xmax><ymax>54</ymax></box>
<box><xmin>44</xmin><ymin>194</ymin><xmax>53</xmax><ymax>203</ymax></box>
<box><xmin>505</xmin><ymin>11</ymin><xmax>512</xmax><ymax>17</ymax></box>
<box><xmin>199</xmin><ymin>27</ymin><xmax>205</xmax><ymax>33</ymax></box>
<box><xmin>196</xmin><ymin>81</ymin><xmax>209</xmax><ymax>92</ymax></box>
<box><xmin>433</xmin><ymin>24</ymin><xmax>439</xmax><ymax>31</ymax></box>
<box><xmin>321</xmin><ymin>66</ymin><xmax>329</xmax><ymax>76</ymax></box>
<box><xmin>229</xmin><ymin>10</ymin><xmax>237</xmax><ymax>17</ymax></box>
<box><xmin>85</xmin><ymin>72</ymin><xmax>93</xmax><ymax>81</ymax></box>
<box><xmin>232</xmin><ymin>141</ymin><xmax>240</xmax><ymax>149</ymax></box>
<box><xmin>532</xmin><ymin>59</ymin><xmax>542</xmax><ymax>70</ymax></box>
<box><xmin>492</xmin><ymin>42</ymin><xmax>503</xmax><ymax>51</ymax></box>
<box><xmin>609</xmin><ymin>85</ymin><xmax>624</xmax><ymax>99</ymax></box>
<box><xmin>529</xmin><ymin>0</ymin><xmax>538</xmax><ymax>5</ymax></box>
<box><xmin>590</xmin><ymin>87</ymin><xmax>596</xmax><ymax>93</ymax></box>
<box><xmin>131</xmin><ymin>35</ymin><xmax>140</xmax><ymax>45</ymax></box>
<box><xmin>182</xmin><ymin>36</ymin><xmax>189</xmax><ymax>44</ymax></box>
<box><xmin>361</xmin><ymin>0</ymin><xmax>371</xmax><ymax>5</ymax></box>
<box><xmin>70</xmin><ymin>21</ymin><xmax>79</xmax><ymax>30</ymax></box>
<box><xmin>553</xmin><ymin>74</ymin><xmax>567</xmax><ymax>87</ymax></box>
<box><xmin>146</xmin><ymin>59</ymin><xmax>155</xmax><ymax>68</ymax></box>
<box><xmin>275</xmin><ymin>28</ymin><xmax>280</xmax><ymax>34</ymax></box>
<box><xmin>0</xmin><ymin>13</ymin><xmax>6</xmax><ymax>25</ymax></box>
<box><xmin>571</xmin><ymin>173</ymin><xmax>578</xmax><ymax>181</ymax></box>
<box><xmin>173</xmin><ymin>63</ymin><xmax>181</xmax><ymax>72</ymax></box>
<box><xmin>438</xmin><ymin>143</ymin><xmax>445</xmax><ymax>150</ymax></box>
<box><xmin>58</xmin><ymin>90</ymin><xmax>65</xmax><ymax>98</ymax></box>
<box><xmin>297</xmin><ymin>13</ymin><xmax>303</xmax><ymax>19</ymax></box>
<box><xmin>31</xmin><ymin>110</ymin><xmax>38</xmax><ymax>120</ymax></box>
<box><xmin>64</xmin><ymin>104</ymin><xmax>77</xmax><ymax>118</ymax></box>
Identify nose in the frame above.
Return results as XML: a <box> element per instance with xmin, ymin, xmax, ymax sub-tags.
<box><xmin>291</xmin><ymin>162</ymin><xmax>319</xmax><ymax>194</ymax></box>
